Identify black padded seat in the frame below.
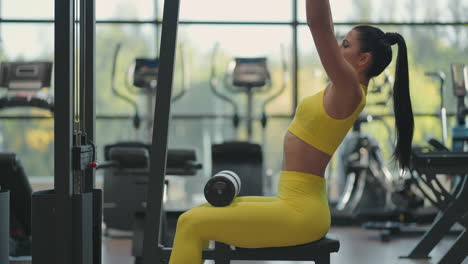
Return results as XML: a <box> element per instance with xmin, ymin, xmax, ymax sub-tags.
<box><xmin>203</xmin><ymin>237</ymin><xmax>340</xmax><ymax>264</ymax></box>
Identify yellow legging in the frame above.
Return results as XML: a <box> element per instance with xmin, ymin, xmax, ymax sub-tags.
<box><xmin>169</xmin><ymin>170</ymin><xmax>331</xmax><ymax>264</ymax></box>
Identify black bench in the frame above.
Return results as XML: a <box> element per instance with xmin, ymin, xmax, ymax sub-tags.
<box><xmin>206</xmin><ymin>238</ymin><xmax>340</xmax><ymax>264</ymax></box>
<box><xmin>144</xmin><ymin>237</ymin><xmax>340</xmax><ymax>264</ymax></box>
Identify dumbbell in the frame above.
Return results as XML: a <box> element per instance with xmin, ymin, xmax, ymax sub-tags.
<box><xmin>204</xmin><ymin>170</ymin><xmax>241</xmax><ymax>207</ymax></box>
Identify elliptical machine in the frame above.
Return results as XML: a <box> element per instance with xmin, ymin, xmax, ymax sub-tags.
<box><xmin>103</xmin><ymin>45</ymin><xmax>206</xmax><ymax>262</ymax></box>
<box><xmin>209</xmin><ymin>44</ymin><xmax>288</xmax><ymax>196</ymax></box>
<box><xmin>0</xmin><ymin>61</ymin><xmax>54</xmax><ymax>259</ymax></box>
<box><xmin>103</xmin><ymin>44</ymin><xmax>202</xmax><ymax>237</ymax></box>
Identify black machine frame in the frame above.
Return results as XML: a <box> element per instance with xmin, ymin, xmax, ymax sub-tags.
<box><xmin>400</xmin><ymin>64</ymin><xmax>468</xmax><ymax>264</ymax></box>
<box><xmin>403</xmin><ymin>153</ymin><xmax>468</xmax><ymax>263</ymax></box>
<box><xmin>0</xmin><ymin>189</ymin><xmax>9</xmax><ymax>264</ymax></box>
<box><xmin>141</xmin><ymin>0</ymin><xmax>181</xmax><ymax>262</ymax></box>
<box><xmin>31</xmin><ymin>0</ymin><xmax>101</xmax><ymax>264</ymax></box>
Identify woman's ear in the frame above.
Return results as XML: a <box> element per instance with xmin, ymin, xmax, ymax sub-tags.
<box><xmin>358</xmin><ymin>52</ymin><xmax>372</xmax><ymax>71</ymax></box>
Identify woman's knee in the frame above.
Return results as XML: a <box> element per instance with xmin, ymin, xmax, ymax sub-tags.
<box><xmin>176</xmin><ymin>209</ymin><xmax>201</xmax><ymax>231</ymax></box>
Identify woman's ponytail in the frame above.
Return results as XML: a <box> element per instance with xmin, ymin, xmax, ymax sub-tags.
<box><xmin>385</xmin><ymin>33</ymin><xmax>414</xmax><ymax>171</ymax></box>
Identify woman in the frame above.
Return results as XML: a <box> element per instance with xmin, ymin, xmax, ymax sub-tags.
<box><xmin>169</xmin><ymin>0</ymin><xmax>414</xmax><ymax>263</ymax></box>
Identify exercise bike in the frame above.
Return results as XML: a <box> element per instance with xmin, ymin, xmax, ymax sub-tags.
<box><xmin>361</xmin><ymin>71</ymin><xmax>458</xmax><ymax>241</ymax></box>
<box><xmin>331</xmin><ymin>71</ymin><xmax>397</xmax><ymax>225</ymax></box>
<box><xmin>331</xmin><ymin>71</ymin><xmax>442</xmax><ymax>227</ymax></box>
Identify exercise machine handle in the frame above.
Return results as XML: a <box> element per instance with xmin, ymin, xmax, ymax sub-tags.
<box><xmin>209</xmin><ymin>43</ymin><xmax>240</xmax><ymax>128</ymax></box>
<box><xmin>427</xmin><ymin>138</ymin><xmax>450</xmax><ymax>152</ymax></box>
<box><xmin>260</xmin><ymin>44</ymin><xmax>289</xmax><ymax>128</ymax></box>
<box><xmin>426</xmin><ymin>71</ymin><xmax>447</xmax><ymax>144</ymax></box>
<box><xmin>171</xmin><ymin>44</ymin><xmax>189</xmax><ymax>103</ymax></box>
<box><xmin>111</xmin><ymin>43</ymin><xmax>141</xmax><ymax>129</ymax></box>
<box><xmin>90</xmin><ymin>160</ymin><xmax>119</xmax><ymax>169</ymax></box>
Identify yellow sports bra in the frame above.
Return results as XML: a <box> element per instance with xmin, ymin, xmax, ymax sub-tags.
<box><xmin>288</xmin><ymin>84</ymin><xmax>367</xmax><ymax>155</ymax></box>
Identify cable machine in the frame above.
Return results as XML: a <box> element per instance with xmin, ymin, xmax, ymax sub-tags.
<box><xmin>31</xmin><ymin>0</ymin><xmax>101</xmax><ymax>263</ymax></box>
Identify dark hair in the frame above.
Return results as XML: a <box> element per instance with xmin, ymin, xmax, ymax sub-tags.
<box><xmin>354</xmin><ymin>25</ymin><xmax>414</xmax><ymax>171</ymax></box>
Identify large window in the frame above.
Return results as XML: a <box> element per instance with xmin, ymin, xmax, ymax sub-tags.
<box><xmin>297</xmin><ymin>0</ymin><xmax>467</xmax><ymax>22</ymax></box>
<box><xmin>96</xmin><ymin>0</ymin><xmax>155</xmax><ymax>20</ymax></box>
<box><xmin>0</xmin><ymin>0</ymin><xmax>466</xmax><ymax>207</ymax></box>
<box><xmin>166</xmin><ymin>0</ymin><xmax>292</xmax><ymax>21</ymax></box>
<box><xmin>1</xmin><ymin>0</ymin><xmax>53</xmax><ymax>19</ymax></box>
<box><xmin>0</xmin><ymin>24</ymin><xmax>53</xmax><ymax>59</ymax></box>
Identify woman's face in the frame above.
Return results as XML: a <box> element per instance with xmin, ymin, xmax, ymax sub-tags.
<box><xmin>340</xmin><ymin>29</ymin><xmax>371</xmax><ymax>75</ymax></box>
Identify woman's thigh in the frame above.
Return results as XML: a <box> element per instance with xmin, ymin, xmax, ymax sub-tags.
<box><xmin>178</xmin><ymin>199</ymin><xmax>315</xmax><ymax>248</ymax></box>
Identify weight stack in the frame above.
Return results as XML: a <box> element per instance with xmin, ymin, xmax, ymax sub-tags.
<box><xmin>0</xmin><ymin>190</ymin><xmax>9</xmax><ymax>264</ymax></box>
<box><xmin>32</xmin><ymin>189</ymin><xmax>102</xmax><ymax>264</ymax></box>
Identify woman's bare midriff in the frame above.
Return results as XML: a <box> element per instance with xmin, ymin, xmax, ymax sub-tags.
<box><xmin>281</xmin><ymin>131</ymin><xmax>332</xmax><ymax>177</ymax></box>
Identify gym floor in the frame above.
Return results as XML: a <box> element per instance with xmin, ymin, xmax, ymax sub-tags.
<box><xmin>22</xmin><ymin>180</ymin><xmax>466</xmax><ymax>264</ymax></box>
<box><xmin>101</xmin><ymin>227</ymin><xmax>467</xmax><ymax>264</ymax></box>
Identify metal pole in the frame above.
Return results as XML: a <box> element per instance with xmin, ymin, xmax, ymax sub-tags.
<box><xmin>0</xmin><ymin>0</ymin><xmax>2</xmax><ymax>43</ymax></box>
<box><xmin>81</xmin><ymin>0</ymin><xmax>96</xmax><ymax>191</ymax></box>
<box><xmin>154</xmin><ymin>0</ymin><xmax>160</xmax><ymax>54</ymax></box>
<box><xmin>247</xmin><ymin>89</ymin><xmax>253</xmax><ymax>142</ymax></box>
<box><xmin>0</xmin><ymin>191</ymin><xmax>9</xmax><ymax>264</ymax></box>
<box><xmin>142</xmin><ymin>0</ymin><xmax>180</xmax><ymax>263</ymax></box>
<box><xmin>54</xmin><ymin>0</ymin><xmax>74</xmax><ymax>262</ymax></box>
<box><xmin>292</xmin><ymin>0</ymin><xmax>299</xmax><ymax>114</ymax></box>
<box><xmin>146</xmin><ymin>90</ymin><xmax>154</xmax><ymax>143</ymax></box>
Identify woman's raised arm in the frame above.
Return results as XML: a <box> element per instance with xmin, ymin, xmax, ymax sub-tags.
<box><xmin>306</xmin><ymin>0</ymin><xmax>359</xmax><ymax>91</ymax></box>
